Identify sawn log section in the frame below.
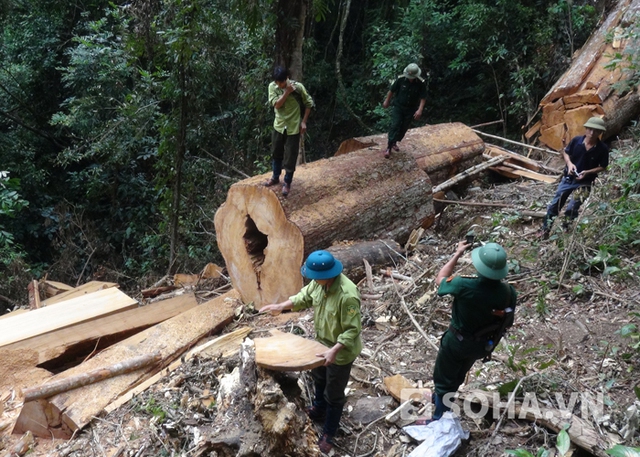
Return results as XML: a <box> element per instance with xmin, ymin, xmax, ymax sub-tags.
<box><xmin>335</xmin><ymin>122</ymin><xmax>485</xmax><ymax>186</ymax></box>
<box><xmin>214</xmin><ymin>148</ymin><xmax>434</xmax><ymax>309</ymax></box>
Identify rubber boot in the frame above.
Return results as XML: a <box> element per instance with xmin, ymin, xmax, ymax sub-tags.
<box><xmin>432</xmin><ymin>393</ymin><xmax>450</xmax><ymax>421</ymax></box>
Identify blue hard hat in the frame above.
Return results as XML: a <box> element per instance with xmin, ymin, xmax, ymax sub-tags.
<box><xmin>301</xmin><ymin>250</ymin><xmax>343</xmax><ymax>280</ymax></box>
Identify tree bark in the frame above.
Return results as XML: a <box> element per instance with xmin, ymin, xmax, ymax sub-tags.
<box><xmin>214</xmin><ymin>149</ymin><xmax>434</xmax><ymax>308</ymax></box>
<box><xmin>22</xmin><ymin>353</ymin><xmax>161</xmax><ymax>402</ymax></box>
<box><xmin>532</xmin><ymin>0</ymin><xmax>640</xmax><ymax>150</ymax></box>
<box><xmin>334</xmin><ymin>122</ymin><xmax>485</xmax><ymax>186</ymax></box>
<box><xmin>326</xmin><ymin>239</ymin><xmax>405</xmax><ymax>282</ymax></box>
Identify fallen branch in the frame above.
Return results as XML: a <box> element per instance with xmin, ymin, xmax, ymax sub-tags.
<box><xmin>392</xmin><ymin>282</ymin><xmax>439</xmax><ymax>352</ymax></box>
<box><xmin>472</xmin><ymin>129</ymin><xmax>560</xmax><ymax>155</ymax></box>
<box><xmin>434</xmin><ymin>198</ymin><xmax>546</xmax><ymax>218</ymax></box>
<box><xmin>22</xmin><ymin>352</ymin><xmax>161</xmax><ymax>402</ymax></box>
<box><xmin>433</xmin><ymin>155</ymin><xmax>507</xmax><ymax>194</ymax></box>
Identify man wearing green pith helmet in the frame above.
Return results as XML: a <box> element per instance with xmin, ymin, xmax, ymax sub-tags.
<box><xmin>260</xmin><ymin>250</ymin><xmax>362</xmax><ymax>454</ymax></box>
<box><xmin>382</xmin><ymin>63</ymin><xmax>428</xmax><ymax>159</ymax></box>
<box><xmin>419</xmin><ymin>241</ymin><xmax>517</xmax><ymax>424</ymax></box>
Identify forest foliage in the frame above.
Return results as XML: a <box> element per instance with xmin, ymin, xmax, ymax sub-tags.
<box><xmin>0</xmin><ymin>0</ymin><xmax>621</xmax><ymax>304</ymax></box>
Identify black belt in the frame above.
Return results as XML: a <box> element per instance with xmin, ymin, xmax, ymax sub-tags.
<box><xmin>448</xmin><ymin>325</ymin><xmax>489</xmax><ymax>343</ymax></box>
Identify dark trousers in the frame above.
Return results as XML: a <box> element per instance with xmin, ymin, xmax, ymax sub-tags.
<box><xmin>543</xmin><ymin>177</ymin><xmax>591</xmax><ymax>230</ymax></box>
<box><xmin>433</xmin><ymin>331</ymin><xmax>487</xmax><ymax>403</ymax></box>
<box><xmin>310</xmin><ymin>361</ymin><xmax>353</xmax><ymax>437</ymax></box>
<box><xmin>271</xmin><ymin>129</ymin><xmax>300</xmax><ymax>184</ymax></box>
<box><xmin>387</xmin><ymin>105</ymin><xmax>415</xmax><ymax>148</ymax></box>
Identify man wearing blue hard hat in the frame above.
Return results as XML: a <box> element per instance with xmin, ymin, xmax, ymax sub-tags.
<box><xmin>260</xmin><ymin>250</ymin><xmax>362</xmax><ymax>454</ymax></box>
<box><xmin>418</xmin><ymin>240</ymin><xmax>517</xmax><ymax>424</ymax></box>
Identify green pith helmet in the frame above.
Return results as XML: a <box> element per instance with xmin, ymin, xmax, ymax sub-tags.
<box><xmin>403</xmin><ymin>63</ymin><xmax>422</xmax><ymax>80</ymax></box>
<box><xmin>583</xmin><ymin>117</ymin><xmax>606</xmax><ymax>132</ymax></box>
<box><xmin>471</xmin><ymin>243</ymin><xmax>508</xmax><ymax>280</ymax></box>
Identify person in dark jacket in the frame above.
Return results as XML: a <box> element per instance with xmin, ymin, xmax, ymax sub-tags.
<box><xmin>382</xmin><ymin>63</ymin><xmax>427</xmax><ymax>158</ymax></box>
<box><xmin>537</xmin><ymin>116</ymin><xmax>609</xmax><ymax>238</ymax></box>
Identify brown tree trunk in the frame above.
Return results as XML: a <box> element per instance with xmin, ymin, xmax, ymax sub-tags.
<box><xmin>274</xmin><ymin>0</ymin><xmax>306</xmax><ymax>76</ymax></box>
<box><xmin>326</xmin><ymin>240</ymin><xmax>405</xmax><ymax>282</ymax></box>
<box><xmin>334</xmin><ymin>122</ymin><xmax>485</xmax><ymax>186</ymax></box>
<box><xmin>214</xmin><ymin>150</ymin><xmax>434</xmax><ymax>309</ymax></box>
<box><xmin>531</xmin><ymin>0</ymin><xmax>640</xmax><ymax>150</ymax></box>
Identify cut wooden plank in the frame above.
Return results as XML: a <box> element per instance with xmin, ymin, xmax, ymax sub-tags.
<box><xmin>14</xmin><ymin>290</ymin><xmax>241</xmax><ymax>438</ymax></box>
<box><xmin>214</xmin><ymin>148</ymin><xmax>434</xmax><ymax>309</ymax></box>
<box><xmin>254</xmin><ymin>329</ymin><xmax>327</xmax><ymax>371</ymax></box>
<box><xmin>491</xmin><ymin>165</ymin><xmax>559</xmax><ymax>183</ymax></box>
<box><xmin>42</xmin><ymin>280</ymin><xmax>74</xmax><ymax>299</ymax></box>
<box><xmin>27</xmin><ymin>280</ymin><xmax>40</xmax><ymax>310</ymax></box>
<box><xmin>0</xmin><ymin>287</ymin><xmax>138</xmax><ymax>348</ymax></box>
<box><xmin>104</xmin><ymin>326</ymin><xmax>252</xmax><ymax>414</ymax></box>
<box><xmin>484</xmin><ymin>144</ymin><xmax>565</xmax><ymax>173</ymax></box>
<box><xmin>563</xmin><ymin>89</ymin><xmax>603</xmax><ymax>106</ymax></box>
<box><xmin>524</xmin><ymin>120</ymin><xmax>541</xmax><ymax>140</ymax></box>
<box><xmin>41</xmin><ymin>280</ymin><xmax>118</xmax><ymax>307</ymax></box>
<box><xmin>384</xmin><ymin>374</ymin><xmax>415</xmax><ymax>402</ymax></box>
<box><xmin>539</xmin><ymin>123</ymin><xmax>566</xmax><ymax>151</ymax></box>
<box><xmin>564</xmin><ymin>105</ymin><xmax>605</xmax><ymax>141</ymax></box>
<box><xmin>22</xmin><ymin>353</ymin><xmax>161</xmax><ymax>402</ymax></box>
<box><xmin>4</xmin><ymin>293</ymin><xmax>198</xmax><ymax>364</ymax></box>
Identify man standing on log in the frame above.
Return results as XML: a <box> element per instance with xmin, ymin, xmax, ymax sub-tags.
<box><xmin>260</xmin><ymin>250</ymin><xmax>362</xmax><ymax>454</ymax></box>
<box><xmin>537</xmin><ymin>117</ymin><xmax>609</xmax><ymax>239</ymax></box>
<box><xmin>264</xmin><ymin>66</ymin><xmax>314</xmax><ymax>197</ymax></box>
<box><xmin>419</xmin><ymin>241</ymin><xmax>516</xmax><ymax>423</ymax></box>
<box><xmin>382</xmin><ymin>63</ymin><xmax>427</xmax><ymax>159</ymax></box>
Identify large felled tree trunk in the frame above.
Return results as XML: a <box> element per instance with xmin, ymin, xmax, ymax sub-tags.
<box><xmin>214</xmin><ymin>150</ymin><xmax>434</xmax><ymax>309</ymax></box>
<box><xmin>528</xmin><ymin>0</ymin><xmax>640</xmax><ymax>150</ymax></box>
<box><xmin>334</xmin><ymin>122</ymin><xmax>485</xmax><ymax>186</ymax></box>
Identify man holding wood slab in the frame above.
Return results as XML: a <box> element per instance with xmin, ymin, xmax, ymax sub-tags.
<box><xmin>538</xmin><ymin>116</ymin><xmax>609</xmax><ymax>239</ymax></box>
<box><xmin>260</xmin><ymin>250</ymin><xmax>362</xmax><ymax>454</ymax></box>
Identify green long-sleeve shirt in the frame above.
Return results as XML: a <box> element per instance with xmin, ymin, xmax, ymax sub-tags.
<box><xmin>290</xmin><ymin>274</ymin><xmax>362</xmax><ymax>365</ymax></box>
<box><xmin>268</xmin><ymin>80</ymin><xmax>314</xmax><ymax>135</ymax></box>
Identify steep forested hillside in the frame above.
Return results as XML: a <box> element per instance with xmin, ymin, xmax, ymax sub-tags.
<box><xmin>0</xmin><ymin>0</ymin><xmax>608</xmax><ymax>303</ymax></box>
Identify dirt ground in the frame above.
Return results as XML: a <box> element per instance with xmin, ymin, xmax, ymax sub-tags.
<box><xmin>1</xmin><ymin>163</ymin><xmax>639</xmax><ymax>457</ymax></box>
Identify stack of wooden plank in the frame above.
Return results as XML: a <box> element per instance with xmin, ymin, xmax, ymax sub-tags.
<box><xmin>0</xmin><ymin>279</ymin><xmax>241</xmax><ymax>440</ymax></box>
<box><xmin>483</xmin><ymin>144</ymin><xmax>561</xmax><ymax>183</ymax></box>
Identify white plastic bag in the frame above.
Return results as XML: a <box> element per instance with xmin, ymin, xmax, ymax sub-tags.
<box><xmin>402</xmin><ymin>412</ymin><xmax>470</xmax><ymax>457</ymax></box>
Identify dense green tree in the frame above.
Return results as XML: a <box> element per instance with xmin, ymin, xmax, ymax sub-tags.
<box><xmin>0</xmin><ymin>0</ymin><xmax>611</xmax><ymax>305</ymax></box>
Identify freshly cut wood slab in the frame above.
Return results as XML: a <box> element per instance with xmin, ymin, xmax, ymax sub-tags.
<box><xmin>41</xmin><ymin>281</ymin><xmax>118</xmax><ymax>307</ymax></box>
<box><xmin>383</xmin><ymin>374</ymin><xmax>431</xmax><ymax>403</ymax></box>
<box><xmin>5</xmin><ymin>293</ymin><xmax>198</xmax><ymax>363</ymax></box>
<box><xmin>14</xmin><ymin>290</ymin><xmax>241</xmax><ymax>438</ymax></box>
<box><xmin>254</xmin><ymin>329</ymin><xmax>327</xmax><ymax>371</ymax></box>
<box><xmin>0</xmin><ymin>288</ymin><xmax>138</xmax><ymax>348</ymax></box>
